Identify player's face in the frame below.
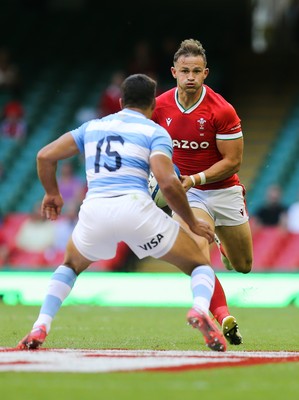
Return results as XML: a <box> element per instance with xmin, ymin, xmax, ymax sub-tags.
<box><xmin>171</xmin><ymin>55</ymin><xmax>209</xmax><ymax>94</ymax></box>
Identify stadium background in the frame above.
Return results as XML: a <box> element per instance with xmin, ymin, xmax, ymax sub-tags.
<box><xmin>0</xmin><ymin>0</ymin><xmax>298</xmax><ymax>306</ymax></box>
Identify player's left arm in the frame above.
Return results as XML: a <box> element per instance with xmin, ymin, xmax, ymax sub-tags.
<box><xmin>37</xmin><ymin>132</ymin><xmax>80</xmax><ymax>220</ymax></box>
<box><xmin>185</xmin><ymin>136</ymin><xmax>244</xmax><ymax>189</ymax></box>
<box><xmin>182</xmin><ymin>100</ymin><xmax>244</xmax><ymax>188</ymax></box>
<box><xmin>205</xmin><ymin>101</ymin><xmax>244</xmax><ymax>183</ymax></box>
<box><xmin>210</xmin><ymin>103</ymin><xmax>244</xmax><ymax>179</ymax></box>
<box><xmin>181</xmin><ymin>136</ymin><xmax>243</xmax><ymax>188</ymax></box>
<box><xmin>211</xmin><ymin>136</ymin><xmax>243</xmax><ymax>179</ymax></box>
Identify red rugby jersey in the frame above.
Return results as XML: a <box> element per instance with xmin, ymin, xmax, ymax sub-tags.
<box><xmin>152</xmin><ymin>85</ymin><xmax>243</xmax><ymax>190</ymax></box>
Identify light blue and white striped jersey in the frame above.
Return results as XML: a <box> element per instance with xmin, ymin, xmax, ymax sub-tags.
<box><xmin>71</xmin><ymin>108</ymin><xmax>173</xmax><ymax>198</ymax></box>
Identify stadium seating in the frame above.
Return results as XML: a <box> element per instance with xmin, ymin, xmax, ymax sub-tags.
<box><xmin>3</xmin><ymin>216</ymin><xmax>295</xmax><ymax>271</ymax></box>
<box><xmin>0</xmin><ymin>62</ymin><xmax>108</xmax><ymax>215</ymax></box>
<box><xmin>0</xmin><ymin>213</ymin><xmax>133</xmax><ymax>271</ymax></box>
<box><xmin>8</xmin><ymin>250</ymin><xmax>48</xmax><ymax>269</ymax></box>
<box><xmin>229</xmin><ymin>51</ymin><xmax>299</xmax><ymax>215</ymax></box>
<box><xmin>0</xmin><ymin>213</ymin><xmax>28</xmax><ymax>251</ymax></box>
<box><xmin>270</xmin><ymin>233</ymin><xmax>299</xmax><ymax>271</ymax></box>
<box><xmin>251</xmin><ymin>226</ymin><xmax>290</xmax><ymax>270</ymax></box>
<box><xmin>0</xmin><ymin>46</ymin><xmax>298</xmax><ymax>271</ymax></box>
<box><xmin>1</xmin><ymin>49</ymin><xmax>298</xmax><ymax>216</ymax></box>
<box><xmin>246</xmin><ymin>97</ymin><xmax>299</xmax><ymax>213</ymax></box>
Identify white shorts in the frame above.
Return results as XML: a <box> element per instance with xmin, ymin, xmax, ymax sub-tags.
<box><xmin>72</xmin><ymin>193</ymin><xmax>180</xmax><ymax>261</ymax></box>
<box><xmin>186</xmin><ymin>185</ymin><xmax>249</xmax><ymax>227</ymax></box>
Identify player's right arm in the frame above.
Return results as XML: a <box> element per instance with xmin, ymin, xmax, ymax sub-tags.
<box><xmin>150</xmin><ymin>152</ymin><xmax>214</xmax><ymax>243</ymax></box>
<box><xmin>37</xmin><ymin>132</ymin><xmax>80</xmax><ymax>220</ymax></box>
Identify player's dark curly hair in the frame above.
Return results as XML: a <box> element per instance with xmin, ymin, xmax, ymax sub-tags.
<box><xmin>173</xmin><ymin>38</ymin><xmax>207</xmax><ymax>66</ymax></box>
<box><xmin>121</xmin><ymin>73</ymin><xmax>157</xmax><ymax>109</ymax></box>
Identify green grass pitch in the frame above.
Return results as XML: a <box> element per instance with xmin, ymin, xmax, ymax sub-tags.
<box><xmin>0</xmin><ymin>304</ymin><xmax>299</xmax><ymax>400</ymax></box>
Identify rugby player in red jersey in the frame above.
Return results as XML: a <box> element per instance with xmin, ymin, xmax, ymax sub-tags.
<box><xmin>153</xmin><ymin>38</ymin><xmax>253</xmax><ymax>345</ymax></box>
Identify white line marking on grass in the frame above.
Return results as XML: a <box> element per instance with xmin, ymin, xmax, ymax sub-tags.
<box><xmin>0</xmin><ymin>349</ymin><xmax>298</xmax><ymax>373</ymax></box>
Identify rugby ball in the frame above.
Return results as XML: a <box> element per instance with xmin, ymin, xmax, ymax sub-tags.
<box><xmin>148</xmin><ymin>165</ymin><xmax>180</xmax><ymax>208</ymax></box>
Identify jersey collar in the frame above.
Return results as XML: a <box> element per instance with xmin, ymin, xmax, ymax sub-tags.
<box><xmin>120</xmin><ymin>108</ymin><xmax>147</xmax><ymax>119</ymax></box>
<box><xmin>174</xmin><ymin>86</ymin><xmax>206</xmax><ymax>114</ymax></box>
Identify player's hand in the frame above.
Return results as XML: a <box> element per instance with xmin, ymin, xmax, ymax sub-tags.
<box><xmin>190</xmin><ymin>218</ymin><xmax>214</xmax><ymax>244</ymax></box>
<box><xmin>180</xmin><ymin>174</ymin><xmax>194</xmax><ymax>191</ymax></box>
<box><xmin>41</xmin><ymin>193</ymin><xmax>64</xmax><ymax>221</ymax></box>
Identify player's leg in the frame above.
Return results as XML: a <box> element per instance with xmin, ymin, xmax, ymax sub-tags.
<box><xmin>214</xmin><ymin>232</ymin><xmax>234</xmax><ymax>271</ymax></box>
<box><xmin>172</xmin><ymin>208</ymin><xmax>212</xmax><ymax>264</ymax></box>
<box><xmin>16</xmin><ymin>238</ymin><xmax>92</xmax><ymax>350</ymax></box>
<box><xmin>211</xmin><ymin>185</ymin><xmax>252</xmax><ymax>274</ymax></box>
<box><xmin>16</xmin><ymin>197</ymin><xmax>116</xmax><ymax>350</ymax></box>
<box><xmin>215</xmin><ymin>221</ymin><xmax>253</xmax><ymax>274</ymax></box>
<box><xmin>128</xmin><ymin>200</ymin><xmax>226</xmax><ymax>352</ymax></box>
<box><xmin>174</xmin><ymin>210</ymin><xmax>230</xmax><ymax>320</ymax></box>
<box><xmin>173</xmin><ymin>208</ymin><xmax>243</xmax><ymax>344</ymax></box>
<box><xmin>159</xmin><ymin>226</ymin><xmax>226</xmax><ymax>351</ymax></box>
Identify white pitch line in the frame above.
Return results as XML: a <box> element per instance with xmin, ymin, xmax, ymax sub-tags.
<box><xmin>0</xmin><ymin>349</ymin><xmax>298</xmax><ymax>373</ymax></box>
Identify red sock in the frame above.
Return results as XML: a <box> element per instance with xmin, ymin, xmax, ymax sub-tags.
<box><xmin>209</xmin><ymin>275</ymin><xmax>230</xmax><ymax>325</ymax></box>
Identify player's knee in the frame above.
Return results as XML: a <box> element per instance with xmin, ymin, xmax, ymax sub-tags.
<box><xmin>63</xmin><ymin>254</ymin><xmax>87</xmax><ymax>275</ymax></box>
<box><xmin>62</xmin><ymin>259</ymin><xmax>80</xmax><ymax>275</ymax></box>
<box><xmin>233</xmin><ymin>259</ymin><xmax>252</xmax><ymax>274</ymax></box>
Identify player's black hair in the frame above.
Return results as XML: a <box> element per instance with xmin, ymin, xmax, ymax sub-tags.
<box><xmin>121</xmin><ymin>74</ymin><xmax>157</xmax><ymax>109</ymax></box>
<box><xmin>173</xmin><ymin>38</ymin><xmax>207</xmax><ymax>66</ymax></box>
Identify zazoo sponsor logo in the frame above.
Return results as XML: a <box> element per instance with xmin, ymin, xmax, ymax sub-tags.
<box><xmin>0</xmin><ymin>349</ymin><xmax>298</xmax><ymax>373</ymax></box>
<box><xmin>172</xmin><ymin>139</ymin><xmax>209</xmax><ymax>149</ymax></box>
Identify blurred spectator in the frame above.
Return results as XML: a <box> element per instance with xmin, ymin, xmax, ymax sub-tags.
<box><xmin>7</xmin><ymin>201</ymin><xmax>75</xmax><ymax>267</ymax></box>
<box><xmin>44</xmin><ymin>201</ymin><xmax>79</xmax><ymax>265</ymax></box>
<box><xmin>126</xmin><ymin>39</ymin><xmax>158</xmax><ymax>77</ymax></box>
<box><xmin>0</xmin><ymin>47</ymin><xmax>22</xmax><ymax>95</ymax></box>
<box><xmin>57</xmin><ymin>161</ymin><xmax>86</xmax><ymax>210</ymax></box>
<box><xmin>286</xmin><ymin>197</ymin><xmax>299</xmax><ymax>233</ymax></box>
<box><xmin>14</xmin><ymin>202</ymin><xmax>55</xmax><ymax>253</ymax></box>
<box><xmin>288</xmin><ymin>0</ymin><xmax>299</xmax><ymax>52</ymax></box>
<box><xmin>125</xmin><ymin>40</ymin><xmax>164</xmax><ymax>95</ymax></box>
<box><xmin>52</xmin><ymin>202</ymin><xmax>78</xmax><ymax>252</ymax></box>
<box><xmin>8</xmin><ymin>200</ymin><xmax>136</xmax><ymax>270</ymax></box>
<box><xmin>283</xmin><ymin>0</ymin><xmax>299</xmax><ymax>53</ymax></box>
<box><xmin>275</xmin><ymin>0</ymin><xmax>299</xmax><ymax>54</ymax></box>
<box><xmin>157</xmin><ymin>36</ymin><xmax>178</xmax><ymax>90</ymax></box>
<box><xmin>252</xmin><ymin>185</ymin><xmax>288</xmax><ymax>229</ymax></box>
<box><xmin>75</xmin><ymin>106</ymin><xmax>97</xmax><ymax>125</ymax></box>
<box><xmin>0</xmin><ymin>99</ymin><xmax>27</xmax><ymax>141</ymax></box>
<box><xmin>97</xmin><ymin>70</ymin><xmax>125</xmax><ymax>117</ymax></box>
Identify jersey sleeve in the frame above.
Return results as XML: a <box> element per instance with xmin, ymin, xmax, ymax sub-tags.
<box><xmin>150</xmin><ymin>125</ymin><xmax>173</xmax><ymax>159</ymax></box>
<box><xmin>214</xmin><ymin>103</ymin><xmax>243</xmax><ymax>140</ymax></box>
<box><xmin>70</xmin><ymin>121</ymin><xmax>90</xmax><ymax>153</ymax></box>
